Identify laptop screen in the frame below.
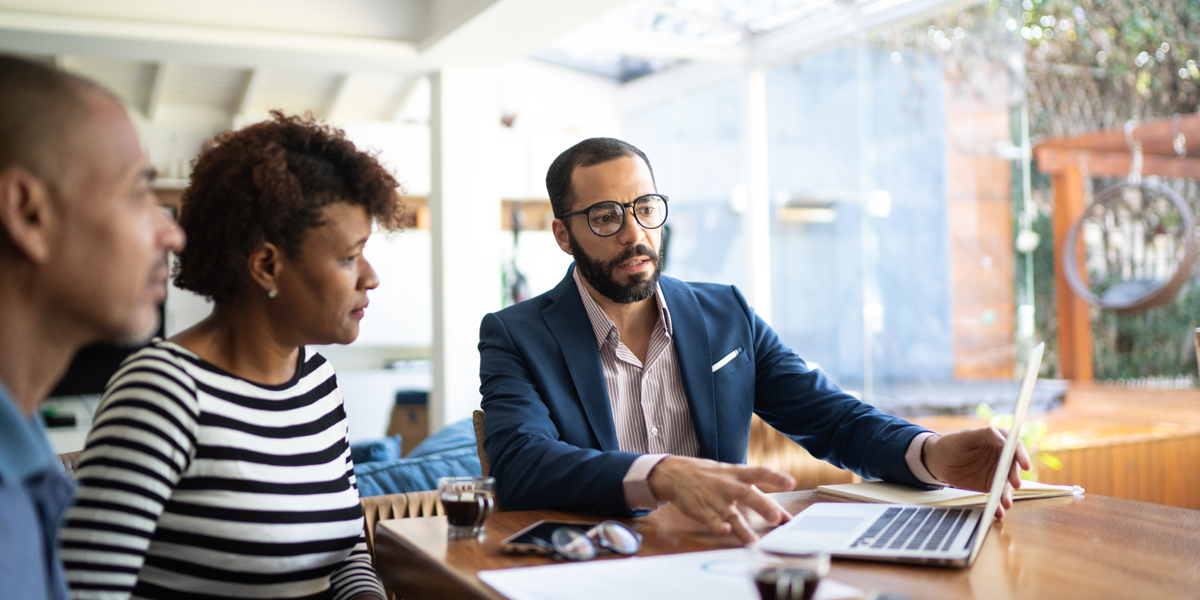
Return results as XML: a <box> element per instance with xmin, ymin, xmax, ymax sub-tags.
<box><xmin>967</xmin><ymin>341</ymin><xmax>1044</xmax><ymax>562</ymax></box>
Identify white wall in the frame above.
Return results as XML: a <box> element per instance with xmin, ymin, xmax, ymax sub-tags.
<box><xmin>131</xmin><ymin>105</ymin><xmax>233</xmax><ymax>182</ymax></box>
<box><xmin>151</xmin><ymin>57</ymin><xmax>620</xmax><ymax>432</ymax></box>
<box><xmin>492</xmin><ymin>58</ymin><xmax>622</xmax><ymax>199</ymax></box>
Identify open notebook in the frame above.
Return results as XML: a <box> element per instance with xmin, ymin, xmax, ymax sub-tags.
<box><xmin>817</xmin><ymin>480</ymin><xmax>1083</xmax><ymax>508</ymax></box>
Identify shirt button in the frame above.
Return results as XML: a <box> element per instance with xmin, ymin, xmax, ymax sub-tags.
<box><xmin>651</xmin><ymin>426</ymin><xmax>659</xmax><ymax>436</ymax></box>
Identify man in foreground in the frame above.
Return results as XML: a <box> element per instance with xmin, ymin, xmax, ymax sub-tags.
<box><xmin>0</xmin><ymin>55</ymin><xmax>185</xmax><ymax>598</ymax></box>
<box><xmin>479</xmin><ymin>137</ymin><xmax>1028</xmax><ymax>543</ymax></box>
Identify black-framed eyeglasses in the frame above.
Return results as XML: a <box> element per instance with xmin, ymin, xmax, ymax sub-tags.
<box><xmin>561</xmin><ymin>194</ymin><xmax>669</xmax><ymax>237</ymax></box>
<box><xmin>535</xmin><ymin>521</ymin><xmax>643</xmax><ymax>561</ymax></box>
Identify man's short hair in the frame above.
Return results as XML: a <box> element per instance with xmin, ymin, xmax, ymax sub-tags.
<box><xmin>545</xmin><ymin>138</ymin><xmax>655</xmax><ymax>218</ymax></box>
<box><xmin>0</xmin><ymin>54</ymin><xmax>109</xmax><ymax>193</ymax></box>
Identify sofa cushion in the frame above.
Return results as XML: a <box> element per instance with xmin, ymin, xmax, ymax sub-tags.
<box><xmin>406</xmin><ymin>418</ymin><xmax>477</xmax><ymax>458</ymax></box>
<box><xmin>350</xmin><ymin>435</ymin><xmax>402</xmax><ymax>465</ymax></box>
<box><xmin>353</xmin><ymin>446</ymin><xmax>482</xmax><ymax>497</ymax></box>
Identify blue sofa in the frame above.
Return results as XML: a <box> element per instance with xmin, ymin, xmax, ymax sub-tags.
<box><xmin>350</xmin><ymin>418</ymin><xmax>483</xmax><ymax>497</ymax></box>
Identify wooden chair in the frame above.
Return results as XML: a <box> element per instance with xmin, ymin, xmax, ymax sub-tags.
<box><xmin>472</xmin><ymin>409</ymin><xmax>489</xmax><ymax>477</ymax></box>
<box><xmin>360</xmin><ymin>490</ymin><xmax>444</xmax><ymax>600</ymax></box>
<box><xmin>360</xmin><ymin>490</ymin><xmax>444</xmax><ymax>559</ymax></box>
<box><xmin>57</xmin><ymin>451</ymin><xmax>82</xmax><ymax>477</ymax></box>
<box><xmin>746</xmin><ymin>415</ymin><xmax>859</xmax><ymax>490</ymax></box>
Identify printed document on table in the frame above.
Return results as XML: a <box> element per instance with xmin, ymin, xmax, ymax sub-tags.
<box><xmin>478</xmin><ymin>548</ymin><xmax>860</xmax><ymax>600</ymax></box>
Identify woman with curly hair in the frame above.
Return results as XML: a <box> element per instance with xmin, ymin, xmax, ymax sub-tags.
<box><xmin>60</xmin><ymin>112</ymin><xmax>406</xmax><ymax>600</ymax></box>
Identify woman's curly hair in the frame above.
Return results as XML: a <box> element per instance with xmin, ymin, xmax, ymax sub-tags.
<box><xmin>174</xmin><ymin>111</ymin><xmax>407</xmax><ymax>303</ymax></box>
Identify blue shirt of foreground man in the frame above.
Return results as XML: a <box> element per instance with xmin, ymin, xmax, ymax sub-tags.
<box><xmin>479</xmin><ymin>138</ymin><xmax>1030</xmax><ymax>543</ymax></box>
<box><xmin>0</xmin><ymin>55</ymin><xmax>185</xmax><ymax>597</ymax></box>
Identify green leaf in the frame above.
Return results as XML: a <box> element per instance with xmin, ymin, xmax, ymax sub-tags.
<box><xmin>1039</xmin><ymin>453</ymin><xmax>1063</xmax><ymax>471</ymax></box>
<box><xmin>976</xmin><ymin>402</ymin><xmax>997</xmax><ymax>421</ymax></box>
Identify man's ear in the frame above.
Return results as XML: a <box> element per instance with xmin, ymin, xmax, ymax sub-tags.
<box><xmin>551</xmin><ymin>219</ymin><xmax>573</xmax><ymax>255</ymax></box>
<box><xmin>0</xmin><ymin>166</ymin><xmax>55</xmax><ymax>263</ymax></box>
<box><xmin>247</xmin><ymin>241</ymin><xmax>284</xmax><ymax>295</ymax></box>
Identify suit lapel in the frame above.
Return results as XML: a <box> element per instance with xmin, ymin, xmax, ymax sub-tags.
<box><xmin>542</xmin><ymin>267</ymin><xmax>620</xmax><ymax>452</ymax></box>
<box><xmin>660</xmin><ymin>277</ymin><xmax>718</xmax><ymax>459</ymax></box>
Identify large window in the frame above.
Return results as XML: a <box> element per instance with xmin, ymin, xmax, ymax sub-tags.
<box><xmin>624</xmin><ymin>3</ymin><xmax>1036</xmax><ymax>410</ymax></box>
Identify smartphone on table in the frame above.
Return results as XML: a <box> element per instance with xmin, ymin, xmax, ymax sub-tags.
<box><xmin>500</xmin><ymin>520</ymin><xmax>595</xmax><ymax>556</ymax></box>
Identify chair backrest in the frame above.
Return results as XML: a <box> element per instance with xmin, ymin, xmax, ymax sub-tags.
<box><xmin>359</xmin><ymin>490</ymin><xmax>443</xmax><ymax>600</ymax></box>
<box><xmin>472</xmin><ymin>409</ymin><xmax>489</xmax><ymax>478</ymax></box>
<box><xmin>360</xmin><ymin>490</ymin><xmax>444</xmax><ymax>559</ymax></box>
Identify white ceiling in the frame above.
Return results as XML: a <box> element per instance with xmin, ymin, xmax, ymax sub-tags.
<box><xmin>0</xmin><ymin>0</ymin><xmax>430</xmax><ymax>39</ymax></box>
<box><xmin>540</xmin><ymin>0</ymin><xmax>972</xmax><ymax>81</ymax></box>
<box><xmin>0</xmin><ymin>0</ymin><xmax>967</xmax><ymax>123</ymax></box>
<box><xmin>0</xmin><ymin>0</ymin><xmax>631</xmax><ymax>121</ymax></box>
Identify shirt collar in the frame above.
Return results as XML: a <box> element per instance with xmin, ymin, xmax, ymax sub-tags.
<box><xmin>572</xmin><ymin>265</ymin><xmax>673</xmax><ymax>349</ymax></box>
<box><xmin>0</xmin><ymin>378</ymin><xmax>56</xmax><ymax>483</ymax></box>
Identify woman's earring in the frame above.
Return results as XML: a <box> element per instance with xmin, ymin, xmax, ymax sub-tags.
<box><xmin>268</xmin><ymin>289</ymin><xmax>278</xmax><ymax>299</ymax></box>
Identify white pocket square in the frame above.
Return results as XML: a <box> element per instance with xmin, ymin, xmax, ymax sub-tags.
<box><xmin>712</xmin><ymin>347</ymin><xmax>743</xmax><ymax>372</ymax></box>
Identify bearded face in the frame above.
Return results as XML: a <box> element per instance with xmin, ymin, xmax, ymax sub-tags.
<box><xmin>568</xmin><ymin>232</ymin><xmax>663</xmax><ymax>304</ymax></box>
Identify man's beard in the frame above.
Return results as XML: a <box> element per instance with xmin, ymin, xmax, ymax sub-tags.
<box><xmin>568</xmin><ymin>233</ymin><xmax>664</xmax><ymax>304</ymax></box>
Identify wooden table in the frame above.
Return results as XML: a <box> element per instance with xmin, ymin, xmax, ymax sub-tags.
<box><xmin>373</xmin><ymin>491</ymin><xmax>1200</xmax><ymax>600</ymax></box>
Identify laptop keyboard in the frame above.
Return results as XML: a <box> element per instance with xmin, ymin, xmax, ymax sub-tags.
<box><xmin>851</xmin><ymin>507</ymin><xmax>971</xmax><ymax>552</ymax></box>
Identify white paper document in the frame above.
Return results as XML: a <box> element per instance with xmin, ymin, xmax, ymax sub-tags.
<box><xmin>478</xmin><ymin>548</ymin><xmax>861</xmax><ymax>600</ymax></box>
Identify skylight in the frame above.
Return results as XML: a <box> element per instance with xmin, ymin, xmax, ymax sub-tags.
<box><xmin>535</xmin><ymin>0</ymin><xmax>912</xmax><ymax>81</ymax></box>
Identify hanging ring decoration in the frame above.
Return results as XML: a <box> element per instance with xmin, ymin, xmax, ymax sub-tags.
<box><xmin>1125</xmin><ymin>120</ymin><xmax>1143</xmax><ymax>185</ymax></box>
<box><xmin>1062</xmin><ymin>181</ymin><xmax>1198</xmax><ymax>313</ymax></box>
<box><xmin>1062</xmin><ymin>121</ymin><xmax>1198</xmax><ymax>313</ymax></box>
<box><xmin>1173</xmin><ymin>113</ymin><xmax>1187</xmax><ymax>157</ymax></box>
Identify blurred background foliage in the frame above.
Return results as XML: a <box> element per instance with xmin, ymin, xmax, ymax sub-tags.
<box><xmin>1027</xmin><ymin>0</ymin><xmax>1200</xmax><ymax>135</ymax></box>
<box><xmin>877</xmin><ymin>0</ymin><xmax>1200</xmax><ymax>380</ymax></box>
<box><xmin>1025</xmin><ymin>0</ymin><xmax>1200</xmax><ymax>380</ymax></box>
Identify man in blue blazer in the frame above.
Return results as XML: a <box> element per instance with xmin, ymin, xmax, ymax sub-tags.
<box><xmin>479</xmin><ymin>138</ymin><xmax>1028</xmax><ymax>543</ymax></box>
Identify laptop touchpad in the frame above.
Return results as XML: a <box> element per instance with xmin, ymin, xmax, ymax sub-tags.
<box><xmin>757</xmin><ymin>515</ymin><xmax>865</xmax><ymax>554</ymax></box>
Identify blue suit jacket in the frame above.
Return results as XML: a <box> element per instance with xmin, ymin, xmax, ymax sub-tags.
<box><xmin>478</xmin><ymin>266</ymin><xmax>930</xmax><ymax>514</ymax></box>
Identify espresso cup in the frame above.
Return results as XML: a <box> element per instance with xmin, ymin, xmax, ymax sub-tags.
<box><xmin>438</xmin><ymin>476</ymin><xmax>496</xmax><ymax>539</ymax></box>
<box><xmin>753</xmin><ymin>567</ymin><xmax>821</xmax><ymax>600</ymax></box>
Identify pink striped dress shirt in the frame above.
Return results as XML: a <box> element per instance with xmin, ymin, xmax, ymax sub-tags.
<box><xmin>571</xmin><ymin>269</ymin><xmax>941</xmax><ymax>510</ymax></box>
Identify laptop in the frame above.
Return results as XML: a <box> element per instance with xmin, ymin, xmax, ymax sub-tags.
<box><xmin>755</xmin><ymin>342</ymin><xmax>1045</xmax><ymax>568</ymax></box>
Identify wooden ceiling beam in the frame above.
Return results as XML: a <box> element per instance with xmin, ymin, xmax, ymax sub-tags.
<box><xmin>319</xmin><ymin>74</ymin><xmax>351</xmax><ymax>120</ymax></box>
<box><xmin>232</xmin><ymin>68</ymin><xmax>261</xmax><ymax>116</ymax></box>
<box><xmin>144</xmin><ymin>62</ymin><xmax>169</xmax><ymax>121</ymax></box>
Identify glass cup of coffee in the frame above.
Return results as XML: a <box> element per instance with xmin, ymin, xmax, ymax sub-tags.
<box><xmin>750</xmin><ymin>550</ymin><xmax>828</xmax><ymax>600</ymax></box>
<box><xmin>753</xmin><ymin>567</ymin><xmax>821</xmax><ymax>600</ymax></box>
<box><xmin>438</xmin><ymin>476</ymin><xmax>496</xmax><ymax>539</ymax></box>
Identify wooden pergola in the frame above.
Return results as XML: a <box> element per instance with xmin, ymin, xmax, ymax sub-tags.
<box><xmin>1034</xmin><ymin>113</ymin><xmax>1200</xmax><ymax>380</ymax></box>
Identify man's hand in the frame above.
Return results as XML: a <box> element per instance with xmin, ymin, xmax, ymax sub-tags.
<box><xmin>648</xmin><ymin>456</ymin><xmax>796</xmax><ymax>544</ymax></box>
<box><xmin>922</xmin><ymin>427</ymin><xmax>1031</xmax><ymax>519</ymax></box>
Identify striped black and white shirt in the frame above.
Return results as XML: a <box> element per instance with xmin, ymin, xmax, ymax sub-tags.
<box><xmin>60</xmin><ymin>340</ymin><xmax>385</xmax><ymax>600</ymax></box>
